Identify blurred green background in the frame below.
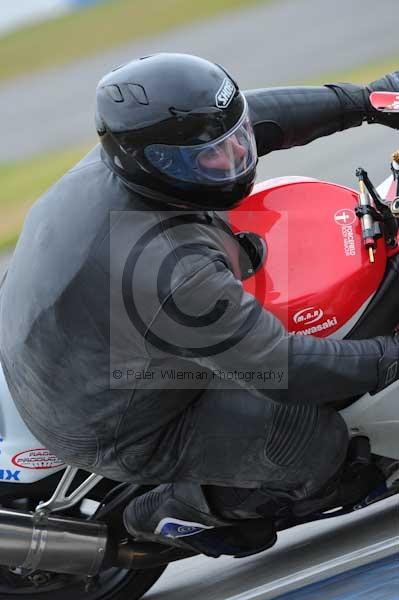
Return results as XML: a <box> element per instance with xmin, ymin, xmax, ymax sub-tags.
<box><xmin>1</xmin><ymin>0</ymin><xmax>398</xmax><ymax>252</ymax></box>
<box><xmin>0</xmin><ymin>0</ymin><xmax>265</xmax><ymax>82</ymax></box>
<box><xmin>1</xmin><ymin>0</ymin><xmax>262</xmax><ymax>250</ymax></box>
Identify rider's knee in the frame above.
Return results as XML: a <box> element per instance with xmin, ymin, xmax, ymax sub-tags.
<box><xmin>263</xmin><ymin>403</ymin><xmax>349</xmax><ymax>499</ymax></box>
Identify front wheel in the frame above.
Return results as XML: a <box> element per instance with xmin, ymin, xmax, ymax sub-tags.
<box><xmin>0</xmin><ymin>564</ymin><xmax>167</xmax><ymax>599</ymax></box>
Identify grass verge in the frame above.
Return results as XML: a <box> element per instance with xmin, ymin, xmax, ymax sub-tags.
<box><xmin>1</xmin><ymin>54</ymin><xmax>398</xmax><ymax>250</ymax></box>
<box><xmin>309</xmin><ymin>56</ymin><xmax>399</xmax><ymax>86</ymax></box>
<box><xmin>0</xmin><ymin>0</ymin><xmax>266</xmax><ymax>83</ymax></box>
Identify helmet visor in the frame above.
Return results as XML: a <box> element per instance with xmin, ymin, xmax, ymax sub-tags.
<box><xmin>144</xmin><ymin>103</ymin><xmax>257</xmax><ymax>185</ymax></box>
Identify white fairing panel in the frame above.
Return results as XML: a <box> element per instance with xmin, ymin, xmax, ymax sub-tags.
<box><xmin>377</xmin><ymin>174</ymin><xmax>396</xmax><ymax>201</ymax></box>
<box><xmin>341</xmin><ymin>380</ymin><xmax>399</xmax><ymax>461</ymax></box>
<box><xmin>0</xmin><ymin>362</ymin><xmax>65</xmax><ymax>484</ymax></box>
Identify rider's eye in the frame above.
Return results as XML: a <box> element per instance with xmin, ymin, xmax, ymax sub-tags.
<box><xmin>203</xmin><ymin>148</ymin><xmax>218</xmax><ymax>159</ymax></box>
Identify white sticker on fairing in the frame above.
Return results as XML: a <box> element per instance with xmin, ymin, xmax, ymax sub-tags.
<box><xmin>334</xmin><ymin>208</ymin><xmax>356</xmax><ymax>226</ymax></box>
<box><xmin>293</xmin><ymin>307</ymin><xmax>324</xmax><ymax>326</ymax></box>
<box><xmin>12</xmin><ymin>448</ymin><xmax>64</xmax><ymax>470</ymax></box>
<box><xmin>341</xmin><ymin>224</ymin><xmax>357</xmax><ymax>257</ymax></box>
<box><xmin>295</xmin><ymin>316</ymin><xmax>338</xmax><ymax>336</ymax></box>
<box><xmin>333</xmin><ymin>208</ymin><xmax>357</xmax><ymax>257</ymax></box>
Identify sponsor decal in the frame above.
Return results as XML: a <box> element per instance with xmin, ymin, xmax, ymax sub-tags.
<box><xmin>156</xmin><ymin>517</ymin><xmax>214</xmax><ymax>539</ymax></box>
<box><xmin>341</xmin><ymin>224</ymin><xmax>356</xmax><ymax>257</ymax></box>
<box><xmin>341</xmin><ymin>225</ymin><xmax>356</xmax><ymax>256</ymax></box>
<box><xmin>0</xmin><ymin>469</ymin><xmax>20</xmax><ymax>481</ymax></box>
<box><xmin>295</xmin><ymin>316</ymin><xmax>338</xmax><ymax>336</ymax></box>
<box><xmin>334</xmin><ymin>208</ymin><xmax>356</xmax><ymax>226</ymax></box>
<box><xmin>293</xmin><ymin>307</ymin><xmax>324</xmax><ymax>325</ymax></box>
<box><xmin>215</xmin><ymin>78</ymin><xmax>235</xmax><ymax>108</ymax></box>
<box><xmin>334</xmin><ymin>209</ymin><xmax>357</xmax><ymax>257</ymax></box>
<box><xmin>12</xmin><ymin>449</ymin><xmax>64</xmax><ymax>470</ymax></box>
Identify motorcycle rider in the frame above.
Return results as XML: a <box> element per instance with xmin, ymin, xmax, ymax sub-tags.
<box><xmin>1</xmin><ymin>53</ymin><xmax>399</xmax><ymax>557</ymax></box>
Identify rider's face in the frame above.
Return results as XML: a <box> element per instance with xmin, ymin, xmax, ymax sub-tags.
<box><xmin>197</xmin><ymin>135</ymin><xmax>247</xmax><ymax>172</ymax></box>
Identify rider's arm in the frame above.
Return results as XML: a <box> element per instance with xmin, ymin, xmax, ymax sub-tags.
<box><xmin>245</xmin><ymin>85</ymin><xmax>364</xmax><ymax>156</ymax></box>
<box><xmin>245</xmin><ymin>70</ymin><xmax>399</xmax><ymax>157</ymax></box>
<box><xmin>145</xmin><ymin>258</ymin><xmax>398</xmax><ymax>405</ymax></box>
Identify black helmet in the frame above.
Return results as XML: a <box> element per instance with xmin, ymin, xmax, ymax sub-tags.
<box><xmin>95</xmin><ymin>53</ymin><xmax>257</xmax><ymax>210</ymax></box>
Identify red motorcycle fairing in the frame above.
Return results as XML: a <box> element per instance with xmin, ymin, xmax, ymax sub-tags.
<box><xmin>229</xmin><ymin>177</ymin><xmax>388</xmax><ymax>337</ymax></box>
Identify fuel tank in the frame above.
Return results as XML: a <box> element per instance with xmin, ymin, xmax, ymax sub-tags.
<box><xmin>230</xmin><ymin>177</ymin><xmax>388</xmax><ymax>338</ymax></box>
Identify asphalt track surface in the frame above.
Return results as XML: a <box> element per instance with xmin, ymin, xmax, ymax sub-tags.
<box><xmin>145</xmin><ymin>496</ymin><xmax>398</xmax><ymax>599</ymax></box>
<box><xmin>1</xmin><ymin>0</ymin><xmax>399</xmax><ymax>597</ymax></box>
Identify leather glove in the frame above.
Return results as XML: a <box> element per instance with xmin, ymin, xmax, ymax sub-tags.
<box><xmin>325</xmin><ymin>70</ymin><xmax>399</xmax><ymax>130</ymax></box>
<box><xmin>372</xmin><ymin>333</ymin><xmax>399</xmax><ymax>394</ymax></box>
